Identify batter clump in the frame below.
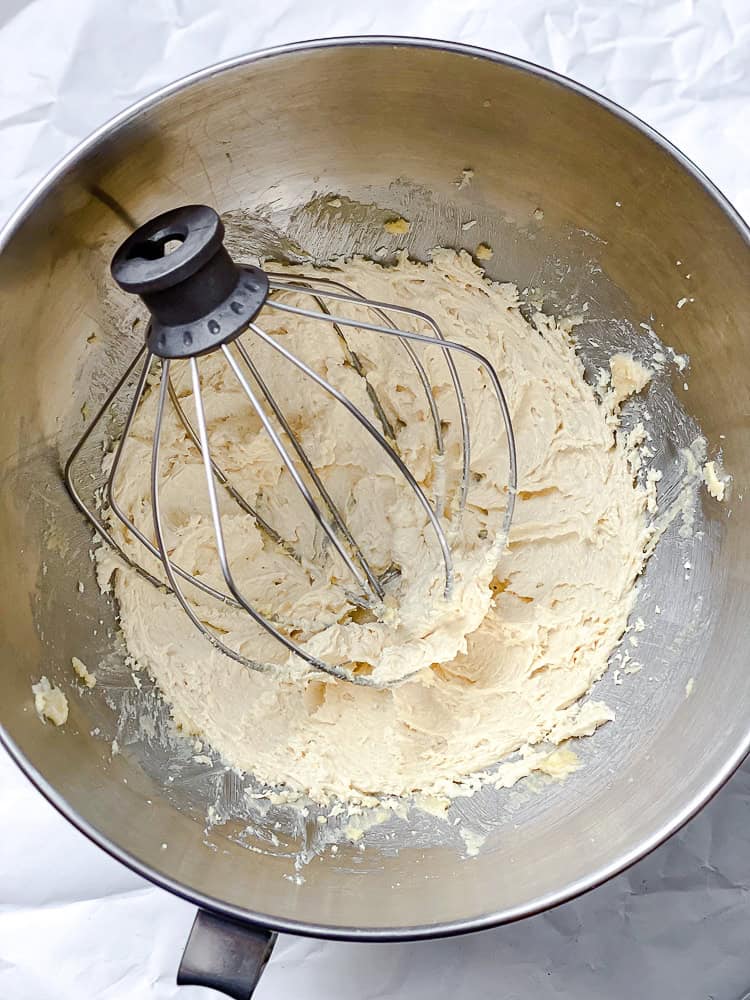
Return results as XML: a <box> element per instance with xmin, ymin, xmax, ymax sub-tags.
<box><xmin>98</xmin><ymin>250</ymin><xmax>651</xmax><ymax>805</ymax></box>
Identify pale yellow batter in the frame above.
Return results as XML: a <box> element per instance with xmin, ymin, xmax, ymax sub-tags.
<box><xmin>98</xmin><ymin>250</ymin><xmax>651</xmax><ymax>805</ymax></box>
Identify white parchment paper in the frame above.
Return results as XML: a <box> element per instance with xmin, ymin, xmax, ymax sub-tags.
<box><xmin>1</xmin><ymin>2</ymin><xmax>750</xmax><ymax>997</ymax></box>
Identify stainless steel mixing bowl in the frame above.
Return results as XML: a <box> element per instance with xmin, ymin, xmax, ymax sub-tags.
<box><xmin>1</xmin><ymin>36</ymin><xmax>749</xmax><ymax>996</ymax></box>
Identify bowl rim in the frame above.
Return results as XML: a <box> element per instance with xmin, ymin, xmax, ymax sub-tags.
<box><xmin>2</xmin><ymin>34</ymin><xmax>750</xmax><ymax>942</ymax></box>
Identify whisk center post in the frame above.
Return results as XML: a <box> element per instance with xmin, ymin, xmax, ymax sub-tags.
<box><xmin>111</xmin><ymin>204</ymin><xmax>269</xmax><ymax>360</ymax></box>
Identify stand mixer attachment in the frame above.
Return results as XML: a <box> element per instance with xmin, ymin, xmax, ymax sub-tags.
<box><xmin>64</xmin><ymin>205</ymin><xmax>517</xmax><ymax>685</ymax></box>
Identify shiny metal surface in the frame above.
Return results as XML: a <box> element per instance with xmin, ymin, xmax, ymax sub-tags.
<box><xmin>0</xmin><ymin>38</ymin><xmax>749</xmax><ymax>939</ymax></box>
<box><xmin>177</xmin><ymin>909</ymin><xmax>277</xmax><ymax>998</ymax></box>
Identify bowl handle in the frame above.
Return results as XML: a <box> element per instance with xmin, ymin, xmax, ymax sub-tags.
<box><xmin>177</xmin><ymin>907</ymin><xmax>277</xmax><ymax>998</ymax></box>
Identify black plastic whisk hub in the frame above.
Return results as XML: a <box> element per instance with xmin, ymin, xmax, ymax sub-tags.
<box><xmin>110</xmin><ymin>204</ymin><xmax>269</xmax><ymax>360</ymax></box>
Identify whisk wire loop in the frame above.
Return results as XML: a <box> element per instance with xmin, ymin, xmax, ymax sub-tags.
<box><xmin>267</xmin><ymin>274</ymin><xmax>472</xmax><ymax>510</ymax></box>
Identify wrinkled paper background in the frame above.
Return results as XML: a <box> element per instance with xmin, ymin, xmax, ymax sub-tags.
<box><xmin>2</xmin><ymin>1</ymin><xmax>750</xmax><ymax>998</ymax></box>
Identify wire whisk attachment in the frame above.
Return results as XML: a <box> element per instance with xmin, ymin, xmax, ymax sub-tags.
<box><xmin>65</xmin><ymin>205</ymin><xmax>517</xmax><ymax>686</ymax></box>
